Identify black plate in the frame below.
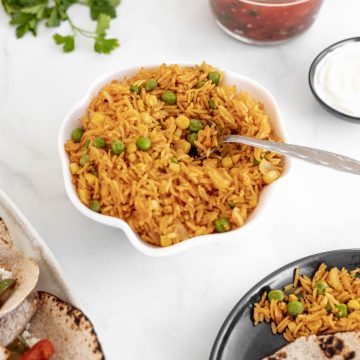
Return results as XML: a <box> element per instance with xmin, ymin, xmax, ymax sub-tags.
<box><xmin>210</xmin><ymin>249</ymin><xmax>360</xmax><ymax>360</ymax></box>
<box><xmin>308</xmin><ymin>37</ymin><xmax>360</xmax><ymax>123</ymax></box>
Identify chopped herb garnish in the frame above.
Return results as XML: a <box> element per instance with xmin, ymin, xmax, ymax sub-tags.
<box><xmin>248</xmin><ymin>10</ymin><xmax>258</xmax><ymax>17</ymax></box>
<box><xmin>2</xmin><ymin>0</ymin><xmax>121</xmax><ymax>53</ymax></box>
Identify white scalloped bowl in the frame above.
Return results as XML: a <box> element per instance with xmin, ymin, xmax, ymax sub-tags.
<box><xmin>58</xmin><ymin>63</ymin><xmax>291</xmax><ymax>257</ymax></box>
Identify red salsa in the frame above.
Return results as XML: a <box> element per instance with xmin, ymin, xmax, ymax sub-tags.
<box><xmin>210</xmin><ymin>0</ymin><xmax>323</xmax><ymax>44</ymax></box>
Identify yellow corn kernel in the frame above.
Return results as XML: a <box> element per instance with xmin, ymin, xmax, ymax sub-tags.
<box><xmin>169</xmin><ymin>162</ymin><xmax>180</xmax><ymax>173</ymax></box>
<box><xmin>348</xmin><ymin>299</ymin><xmax>360</xmax><ymax>310</ymax></box>
<box><xmin>127</xmin><ymin>143</ymin><xmax>137</xmax><ymax>154</ymax></box>
<box><xmin>128</xmin><ymin>153</ymin><xmax>136</xmax><ymax>162</ymax></box>
<box><xmin>78</xmin><ymin>189</ymin><xmax>89</xmax><ymax>206</ymax></box>
<box><xmin>263</xmin><ymin>170</ymin><xmax>281</xmax><ymax>184</ymax></box>
<box><xmin>289</xmin><ymin>294</ymin><xmax>297</xmax><ymax>302</ymax></box>
<box><xmin>176</xmin><ymin>140</ymin><xmax>191</xmax><ymax>154</ymax></box>
<box><xmin>288</xmin><ymin>322</ymin><xmax>296</xmax><ymax>333</ymax></box>
<box><xmin>69</xmin><ymin>163</ymin><xmax>79</xmax><ymax>174</ymax></box>
<box><xmin>175</xmin><ymin>115</ymin><xmax>190</xmax><ymax>130</ymax></box>
<box><xmin>222</xmin><ymin>157</ymin><xmax>233</xmax><ymax>169</ymax></box>
<box><xmin>85</xmin><ymin>173</ymin><xmax>97</xmax><ymax>185</ymax></box>
<box><xmin>145</xmin><ymin>94</ymin><xmax>157</xmax><ymax>107</ymax></box>
<box><xmin>91</xmin><ymin>112</ymin><xmax>105</xmax><ymax>124</ymax></box>
<box><xmin>230</xmin><ymin>168</ymin><xmax>239</xmax><ymax>176</ymax></box>
<box><xmin>174</xmin><ymin>128</ymin><xmax>182</xmax><ymax>138</ymax></box>
<box><xmin>141</xmin><ymin>112</ymin><xmax>153</xmax><ymax>124</ymax></box>
<box><xmin>349</xmin><ymin>311</ymin><xmax>360</xmax><ymax>320</ymax></box>
<box><xmin>232</xmin><ymin>154</ymin><xmax>240</xmax><ymax>163</ymax></box>
<box><xmin>160</xmin><ymin>233</ymin><xmax>177</xmax><ymax>247</ymax></box>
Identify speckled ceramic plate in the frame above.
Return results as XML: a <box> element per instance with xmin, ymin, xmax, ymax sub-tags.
<box><xmin>0</xmin><ymin>188</ymin><xmax>75</xmax><ymax>305</ymax></box>
<box><xmin>210</xmin><ymin>249</ymin><xmax>360</xmax><ymax>360</ymax></box>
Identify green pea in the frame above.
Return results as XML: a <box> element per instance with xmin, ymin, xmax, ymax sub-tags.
<box><xmin>208</xmin><ymin>71</ymin><xmax>221</xmax><ymax>85</ymax></box>
<box><xmin>90</xmin><ymin>200</ymin><xmax>101</xmax><ymax>213</ymax></box>
<box><xmin>130</xmin><ymin>84</ymin><xmax>140</xmax><ymax>94</ymax></box>
<box><xmin>196</xmin><ymin>81</ymin><xmax>205</xmax><ymax>89</ymax></box>
<box><xmin>171</xmin><ymin>157</ymin><xmax>178</xmax><ymax>164</ymax></box>
<box><xmin>71</xmin><ymin>128</ymin><xmax>84</xmax><ymax>143</ymax></box>
<box><xmin>79</xmin><ymin>154</ymin><xmax>90</xmax><ymax>166</ymax></box>
<box><xmin>161</xmin><ymin>90</ymin><xmax>177</xmax><ymax>105</ymax></box>
<box><xmin>189</xmin><ymin>119</ymin><xmax>204</xmax><ymax>133</ymax></box>
<box><xmin>267</xmin><ymin>290</ymin><xmax>285</xmax><ymax>302</ymax></box>
<box><xmin>187</xmin><ymin>133</ymin><xmax>197</xmax><ymax>146</ymax></box>
<box><xmin>145</xmin><ymin>79</ymin><xmax>157</xmax><ymax>91</ymax></box>
<box><xmin>335</xmin><ymin>303</ymin><xmax>348</xmax><ymax>318</ymax></box>
<box><xmin>0</xmin><ymin>279</ymin><xmax>15</xmax><ymax>298</ymax></box>
<box><xmin>287</xmin><ymin>301</ymin><xmax>304</xmax><ymax>316</ymax></box>
<box><xmin>208</xmin><ymin>99</ymin><xmax>217</xmax><ymax>109</ymax></box>
<box><xmin>93</xmin><ymin>137</ymin><xmax>106</xmax><ymax>148</ymax></box>
<box><xmin>214</xmin><ymin>217</ymin><xmax>230</xmax><ymax>233</ymax></box>
<box><xmin>111</xmin><ymin>140</ymin><xmax>125</xmax><ymax>155</ymax></box>
<box><xmin>315</xmin><ymin>281</ymin><xmax>328</xmax><ymax>295</ymax></box>
<box><xmin>136</xmin><ymin>136</ymin><xmax>151</xmax><ymax>151</ymax></box>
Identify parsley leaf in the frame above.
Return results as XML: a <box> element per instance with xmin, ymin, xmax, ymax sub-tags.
<box><xmin>10</xmin><ymin>12</ymin><xmax>38</xmax><ymax>37</ymax></box>
<box><xmin>94</xmin><ymin>35</ymin><xmax>119</xmax><ymax>54</ymax></box>
<box><xmin>45</xmin><ymin>7</ymin><xmax>60</xmax><ymax>27</ymax></box>
<box><xmin>89</xmin><ymin>0</ymin><xmax>118</xmax><ymax>20</ymax></box>
<box><xmin>1</xmin><ymin>0</ymin><xmax>121</xmax><ymax>53</ymax></box>
<box><xmin>53</xmin><ymin>33</ymin><xmax>75</xmax><ymax>52</ymax></box>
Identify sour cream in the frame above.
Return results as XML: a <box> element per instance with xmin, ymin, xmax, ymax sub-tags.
<box><xmin>314</xmin><ymin>41</ymin><xmax>360</xmax><ymax>117</ymax></box>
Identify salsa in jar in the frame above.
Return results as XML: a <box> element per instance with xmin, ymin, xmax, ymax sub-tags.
<box><xmin>209</xmin><ymin>0</ymin><xmax>323</xmax><ymax>45</ymax></box>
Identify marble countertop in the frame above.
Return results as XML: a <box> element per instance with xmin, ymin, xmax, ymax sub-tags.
<box><xmin>1</xmin><ymin>1</ymin><xmax>360</xmax><ymax>359</ymax></box>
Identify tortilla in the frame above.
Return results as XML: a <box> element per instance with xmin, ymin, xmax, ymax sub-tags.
<box><xmin>0</xmin><ymin>219</ymin><xmax>39</xmax><ymax>318</ymax></box>
<box><xmin>263</xmin><ymin>331</ymin><xmax>360</xmax><ymax>359</ymax></box>
<box><xmin>28</xmin><ymin>292</ymin><xmax>104</xmax><ymax>360</ymax></box>
<box><xmin>0</xmin><ymin>293</ymin><xmax>38</xmax><ymax>346</ymax></box>
<box><xmin>0</xmin><ymin>345</ymin><xmax>9</xmax><ymax>360</ymax></box>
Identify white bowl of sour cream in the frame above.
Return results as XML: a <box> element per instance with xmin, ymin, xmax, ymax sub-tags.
<box><xmin>309</xmin><ymin>37</ymin><xmax>360</xmax><ymax>122</ymax></box>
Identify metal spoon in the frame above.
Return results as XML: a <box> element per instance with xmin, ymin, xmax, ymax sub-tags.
<box><xmin>196</xmin><ymin>123</ymin><xmax>360</xmax><ymax>175</ymax></box>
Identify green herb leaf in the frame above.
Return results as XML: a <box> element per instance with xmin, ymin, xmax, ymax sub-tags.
<box><xmin>94</xmin><ymin>35</ymin><xmax>119</xmax><ymax>54</ymax></box>
<box><xmin>10</xmin><ymin>12</ymin><xmax>34</xmax><ymax>25</ymax></box>
<box><xmin>2</xmin><ymin>0</ymin><xmax>121</xmax><ymax>53</ymax></box>
<box><xmin>45</xmin><ymin>7</ymin><xmax>60</xmax><ymax>27</ymax></box>
<box><xmin>15</xmin><ymin>23</ymin><xmax>29</xmax><ymax>37</ymax></box>
<box><xmin>21</xmin><ymin>2</ymin><xmax>46</xmax><ymax>17</ymax></box>
<box><xmin>96</xmin><ymin>13</ymin><xmax>110</xmax><ymax>35</ymax></box>
<box><xmin>89</xmin><ymin>0</ymin><xmax>117</xmax><ymax>20</ymax></box>
<box><xmin>53</xmin><ymin>33</ymin><xmax>75</xmax><ymax>52</ymax></box>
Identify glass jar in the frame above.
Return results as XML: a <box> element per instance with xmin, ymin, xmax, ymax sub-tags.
<box><xmin>209</xmin><ymin>0</ymin><xmax>324</xmax><ymax>45</ymax></box>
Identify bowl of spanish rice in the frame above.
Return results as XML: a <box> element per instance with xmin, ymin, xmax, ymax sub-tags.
<box><xmin>58</xmin><ymin>63</ymin><xmax>290</xmax><ymax>256</ymax></box>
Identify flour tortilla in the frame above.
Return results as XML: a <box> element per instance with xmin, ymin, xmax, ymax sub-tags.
<box><xmin>0</xmin><ymin>219</ymin><xmax>39</xmax><ymax>319</ymax></box>
<box><xmin>28</xmin><ymin>292</ymin><xmax>104</xmax><ymax>360</ymax></box>
<box><xmin>0</xmin><ymin>345</ymin><xmax>9</xmax><ymax>360</ymax></box>
<box><xmin>0</xmin><ymin>293</ymin><xmax>38</xmax><ymax>346</ymax></box>
<box><xmin>263</xmin><ymin>331</ymin><xmax>360</xmax><ymax>359</ymax></box>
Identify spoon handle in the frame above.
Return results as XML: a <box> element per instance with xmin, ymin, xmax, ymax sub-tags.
<box><xmin>224</xmin><ymin>134</ymin><xmax>360</xmax><ymax>175</ymax></box>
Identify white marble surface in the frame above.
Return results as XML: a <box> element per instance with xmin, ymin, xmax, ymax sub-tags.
<box><xmin>1</xmin><ymin>1</ymin><xmax>360</xmax><ymax>359</ymax></box>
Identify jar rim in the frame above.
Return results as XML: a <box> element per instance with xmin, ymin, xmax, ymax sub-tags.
<box><xmin>234</xmin><ymin>0</ymin><xmax>315</xmax><ymax>5</ymax></box>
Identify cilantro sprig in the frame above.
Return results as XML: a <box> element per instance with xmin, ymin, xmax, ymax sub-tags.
<box><xmin>1</xmin><ymin>0</ymin><xmax>120</xmax><ymax>53</ymax></box>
